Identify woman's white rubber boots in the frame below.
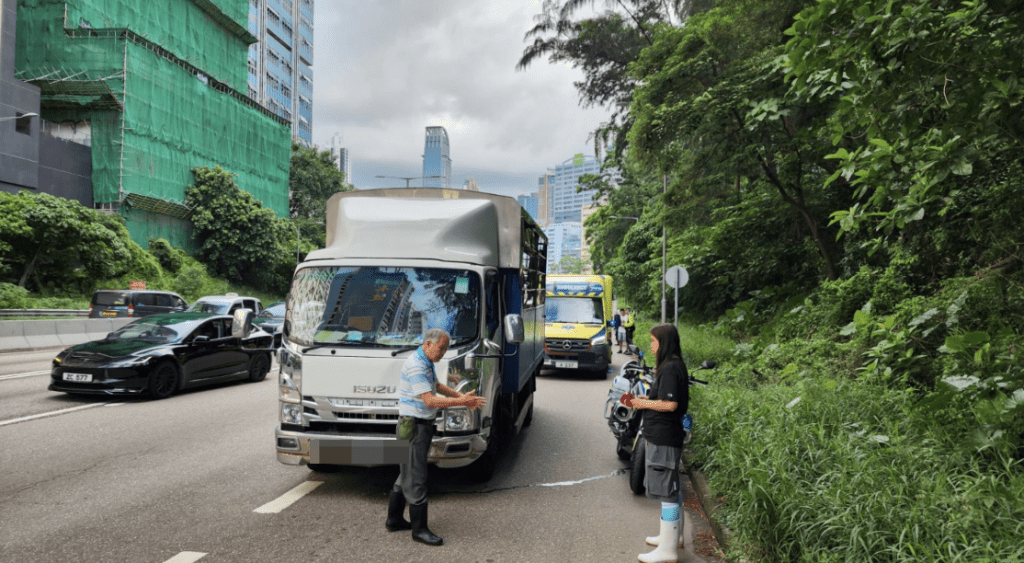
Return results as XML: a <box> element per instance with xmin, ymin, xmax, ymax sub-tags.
<box><xmin>639</xmin><ymin>515</ymin><xmax>680</xmax><ymax>563</ymax></box>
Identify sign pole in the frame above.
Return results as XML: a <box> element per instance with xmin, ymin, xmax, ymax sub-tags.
<box><xmin>674</xmin><ymin>269</ymin><xmax>680</xmax><ymax>326</ymax></box>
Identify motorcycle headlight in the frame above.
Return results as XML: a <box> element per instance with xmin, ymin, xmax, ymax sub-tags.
<box><xmin>281</xmin><ymin>403</ymin><xmax>302</xmax><ymax>425</ymax></box>
<box><xmin>444</xmin><ymin>407</ymin><xmax>472</xmax><ymax>431</ymax></box>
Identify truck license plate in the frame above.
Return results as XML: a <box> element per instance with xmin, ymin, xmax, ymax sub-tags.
<box><xmin>555</xmin><ymin>360</ymin><xmax>578</xmax><ymax>369</ymax></box>
<box><xmin>63</xmin><ymin>372</ymin><xmax>93</xmax><ymax>382</ymax></box>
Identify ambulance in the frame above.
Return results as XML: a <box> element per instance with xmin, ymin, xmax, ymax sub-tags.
<box><xmin>543</xmin><ymin>274</ymin><xmax>614</xmax><ymax>376</ymax></box>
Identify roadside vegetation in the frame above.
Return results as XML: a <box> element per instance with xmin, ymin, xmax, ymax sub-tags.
<box><xmin>0</xmin><ymin>142</ymin><xmax>348</xmax><ymax>311</ymax></box>
<box><xmin>525</xmin><ymin>0</ymin><xmax>1024</xmax><ymax>561</ymax></box>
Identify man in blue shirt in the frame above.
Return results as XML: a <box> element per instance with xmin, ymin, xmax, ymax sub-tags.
<box><xmin>386</xmin><ymin>328</ymin><xmax>486</xmax><ymax>546</ymax></box>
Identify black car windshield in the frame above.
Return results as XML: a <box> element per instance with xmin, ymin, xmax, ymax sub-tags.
<box><xmin>546</xmin><ymin>297</ymin><xmax>605</xmax><ymax>324</ymax></box>
<box><xmin>108</xmin><ymin>321</ymin><xmax>187</xmax><ymax>344</ymax></box>
<box><xmin>287</xmin><ymin>266</ymin><xmax>480</xmax><ymax>348</ymax></box>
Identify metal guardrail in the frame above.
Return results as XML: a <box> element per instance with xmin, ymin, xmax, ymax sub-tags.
<box><xmin>0</xmin><ymin>309</ymin><xmax>90</xmax><ymax>318</ymax></box>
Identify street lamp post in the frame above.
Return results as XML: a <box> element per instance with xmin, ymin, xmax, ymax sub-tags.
<box><xmin>374</xmin><ymin>175</ymin><xmax>443</xmax><ymax>188</ymax></box>
<box><xmin>0</xmin><ymin>112</ymin><xmax>38</xmax><ymax>122</ymax></box>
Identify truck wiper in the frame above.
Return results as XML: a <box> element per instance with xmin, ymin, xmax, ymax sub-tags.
<box><xmin>391</xmin><ymin>345</ymin><xmax>421</xmax><ymax>357</ymax></box>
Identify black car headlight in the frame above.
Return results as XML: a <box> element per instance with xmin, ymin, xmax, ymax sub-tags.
<box><xmin>105</xmin><ymin>356</ymin><xmax>154</xmax><ymax>368</ymax></box>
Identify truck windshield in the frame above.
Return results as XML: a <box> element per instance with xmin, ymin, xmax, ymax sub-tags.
<box><xmin>287</xmin><ymin>266</ymin><xmax>480</xmax><ymax>348</ymax></box>
<box><xmin>546</xmin><ymin>297</ymin><xmax>604</xmax><ymax>324</ymax></box>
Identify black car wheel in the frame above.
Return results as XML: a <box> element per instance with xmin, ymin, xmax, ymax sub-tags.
<box><xmin>148</xmin><ymin>362</ymin><xmax>179</xmax><ymax>400</ymax></box>
<box><xmin>248</xmin><ymin>353</ymin><xmax>270</xmax><ymax>382</ymax></box>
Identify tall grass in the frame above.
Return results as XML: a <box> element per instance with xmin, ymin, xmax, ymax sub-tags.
<box><xmin>690</xmin><ymin>375</ymin><xmax>1024</xmax><ymax>562</ymax></box>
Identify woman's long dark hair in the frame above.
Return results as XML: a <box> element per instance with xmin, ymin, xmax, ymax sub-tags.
<box><xmin>650</xmin><ymin>323</ymin><xmax>682</xmax><ymax>377</ymax></box>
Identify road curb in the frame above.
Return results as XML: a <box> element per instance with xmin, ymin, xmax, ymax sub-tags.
<box><xmin>684</xmin><ymin>453</ymin><xmax>730</xmax><ymax>554</ymax></box>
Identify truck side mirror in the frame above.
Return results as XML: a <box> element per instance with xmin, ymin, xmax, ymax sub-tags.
<box><xmin>232</xmin><ymin>309</ymin><xmax>254</xmax><ymax>338</ymax></box>
<box><xmin>504</xmin><ymin>314</ymin><xmax>524</xmax><ymax>345</ymax></box>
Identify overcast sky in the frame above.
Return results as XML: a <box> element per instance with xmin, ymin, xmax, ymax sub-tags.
<box><xmin>310</xmin><ymin>1</ymin><xmax>609</xmax><ymax>199</ymax></box>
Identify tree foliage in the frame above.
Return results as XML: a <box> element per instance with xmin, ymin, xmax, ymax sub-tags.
<box><xmin>186</xmin><ymin>166</ymin><xmax>286</xmax><ymax>289</ymax></box>
<box><xmin>289</xmin><ymin>141</ymin><xmax>351</xmax><ymax>222</ymax></box>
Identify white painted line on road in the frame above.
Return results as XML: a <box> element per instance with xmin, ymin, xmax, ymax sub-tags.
<box><xmin>104</xmin><ymin>402</ymin><xmax>125</xmax><ymax>407</ymax></box>
<box><xmin>162</xmin><ymin>552</ymin><xmax>206</xmax><ymax>563</ymax></box>
<box><xmin>0</xmin><ymin>370</ymin><xmax>51</xmax><ymax>382</ymax></box>
<box><xmin>254</xmin><ymin>481</ymin><xmax>323</xmax><ymax>514</ymax></box>
<box><xmin>536</xmin><ymin>471</ymin><xmax>623</xmax><ymax>488</ymax></box>
<box><xmin>0</xmin><ymin>403</ymin><xmax>104</xmax><ymax>428</ymax></box>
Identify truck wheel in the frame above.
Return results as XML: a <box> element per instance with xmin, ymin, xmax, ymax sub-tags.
<box><xmin>522</xmin><ymin>398</ymin><xmax>534</xmax><ymax>427</ymax></box>
<box><xmin>469</xmin><ymin>403</ymin><xmax>504</xmax><ymax>482</ymax></box>
<box><xmin>629</xmin><ymin>439</ymin><xmax>646</xmax><ymax>495</ymax></box>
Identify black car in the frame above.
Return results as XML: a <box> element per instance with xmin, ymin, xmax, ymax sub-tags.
<box><xmin>89</xmin><ymin>289</ymin><xmax>188</xmax><ymax>318</ymax></box>
<box><xmin>50</xmin><ymin>312</ymin><xmax>274</xmax><ymax>400</ymax></box>
<box><xmin>254</xmin><ymin>301</ymin><xmax>285</xmax><ymax>348</ymax></box>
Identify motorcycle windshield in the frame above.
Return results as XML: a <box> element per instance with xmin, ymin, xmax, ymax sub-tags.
<box><xmin>287</xmin><ymin>266</ymin><xmax>480</xmax><ymax>348</ymax></box>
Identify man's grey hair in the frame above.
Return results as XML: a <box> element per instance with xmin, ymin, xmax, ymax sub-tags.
<box><xmin>423</xmin><ymin>328</ymin><xmax>450</xmax><ymax>345</ymax></box>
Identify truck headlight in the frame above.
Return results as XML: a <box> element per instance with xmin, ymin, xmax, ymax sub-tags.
<box><xmin>279</xmin><ymin>345</ymin><xmax>302</xmax><ymax>403</ymax></box>
<box><xmin>444</xmin><ymin>407</ymin><xmax>472</xmax><ymax>431</ymax></box>
<box><xmin>281</xmin><ymin>403</ymin><xmax>302</xmax><ymax>425</ymax></box>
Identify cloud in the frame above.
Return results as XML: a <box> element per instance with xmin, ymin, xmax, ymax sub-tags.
<box><xmin>311</xmin><ymin>1</ymin><xmax>608</xmax><ymax>194</ymax></box>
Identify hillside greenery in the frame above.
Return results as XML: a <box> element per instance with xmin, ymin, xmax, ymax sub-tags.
<box><xmin>525</xmin><ymin>0</ymin><xmax>1023</xmax><ymax>561</ymax></box>
<box><xmin>0</xmin><ymin>142</ymin><xmax>349</xmax><ymax>309</ymax></box>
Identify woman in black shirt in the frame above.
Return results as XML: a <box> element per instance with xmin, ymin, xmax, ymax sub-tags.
<box><xmin>621</xmin><ymin>323</ymin><xmax>689</xmax><ymax>563</ymax></box>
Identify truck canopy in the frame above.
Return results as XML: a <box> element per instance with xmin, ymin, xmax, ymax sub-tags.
<box><xmin>309</xmin><ymin>188</ymin><xmax>534</xmax><ymax>269</ymax></box>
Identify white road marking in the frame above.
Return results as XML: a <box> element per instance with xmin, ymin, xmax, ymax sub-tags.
<box><xmin>0</xmin><ymin>370</ymin><xmax>51</xmax><ymax>382</ymax></box>
<box><xmin>104</xmin><ymin>402</ymin><xmax>125</xmax><ymax>407</ymax></box>
<box><xmin>0</xmin><ymin>403</ymin><xmax>105</xmax><ymax>428</ymax></box>
<box><xmin>162</xmin><ymin>552</ymin><xmax>207</xmax><ymax>563</ymax></box>
<box><xmin>254</xmin><ymin>481</ymin><xmax>323</xmax><ymax>514</ymax></box>
<box><xmin>536</xmin><ymin>470</ymin><xmax>625</xmax><ymax>487</ymax></box>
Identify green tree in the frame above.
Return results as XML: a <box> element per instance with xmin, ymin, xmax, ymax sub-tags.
<box><xmin>186</xmin><ymin>166</ymin><xmax>285</xmax><ymax>288</ymax></box>
<box><xmin>289</xmin><ymin>141</ymin><xmax>351</xmax><ymax>222</ymax></box>
<box><xmin>0</xmin><ymin>191</ymin><xmax>140</xmax><ymax>292</ymax></box>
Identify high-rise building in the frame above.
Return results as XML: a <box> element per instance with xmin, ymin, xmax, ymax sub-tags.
<box><xmin>13</xmin><ymin>0</ymin><xmax>291</xmax><ymax>250</ymax></box>
<box><xmin>422</xmin><ymin>126</ymin><xmax>451</xmax><ymax>188</ymax></box>
<box><xmin>518</xmin><ymin>193</ymin><xmax>539</xmax><ymax>224</ymax></box>
<box><xmin>537</xmin><ymin>170</ymin><xmax>553</xmax><ymax>227</ymax></box>
<box><xmin>462</xmin><ymin>177</ymin><xmax>479</xmax><ymax>191</ymax></box>
<box><xmin>543</xmin><ymin>222</ymin><xmax>582</xmax><ymax>273</ymax></box>
<box><xmin>551</xmin><ymin>153</ymin><xmax>600</xmax><ymax>224</ymax></box>
<box><xmin>330</xmin><ymin>132</ymin><xmax>352</xmax><ymax>185</ymax></box>
<box><xmin>248</xmin><ymin>0</ymin><xmax>314</xmax><ymax>146</ymax></box>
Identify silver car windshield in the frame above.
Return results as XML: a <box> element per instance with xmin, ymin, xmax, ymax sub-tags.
<box><xmin>287</xmin><ymin>266</ymin><xmax>480</xmax><ymax>347</ymax></box>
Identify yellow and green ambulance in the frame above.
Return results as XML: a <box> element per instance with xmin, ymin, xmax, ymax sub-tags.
<box><xmin>543</xmin><ymin>274</ymin><xmax>614</xmax><ymax>375</ymax></box>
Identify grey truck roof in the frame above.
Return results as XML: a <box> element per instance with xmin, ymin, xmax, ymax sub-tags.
<box><xmin>309</xmin><ymin>188</ymin><xmax>542</xmax><ymax>269</ymax></box>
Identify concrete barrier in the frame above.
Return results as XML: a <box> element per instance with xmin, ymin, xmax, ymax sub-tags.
<box><xmin>21</xmin><ymin>320</ymin><xmax>62</xmax><ymax>349</ymax></box>
<box><xmin>0</xmin><ymin>318</ymin><xmax>135</xmax><ymax>352</ymax></box>
<box><xmin>0</xmin><ymin>322</ymin><xmax>31</xmax><ymax>351</ymax></box>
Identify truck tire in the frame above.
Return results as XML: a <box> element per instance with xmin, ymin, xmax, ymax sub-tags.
<box><xmin>629</xmin><ymin>439</ymin><xmax>646</xmax><ymax>495</ymax></box>
<box><xmin>307</xmin><ymin>463</ymin><xmax>342</xmax><ymax>473</ymax></box>
<box><xmin>469</xmin><ymin>398</ymin><xmax>506</xmax><ymax>482</ymax></box>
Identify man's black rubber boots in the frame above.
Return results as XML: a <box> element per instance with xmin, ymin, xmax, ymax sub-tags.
<box><xmin>409</xmin><ymin>501</ymin><xmax>443</xmax><ymax>546</ymax></box>
<box><xmin>385</xmin><ymin>490</ymin><xmax>412</xmax><ymax>532</ymax></box>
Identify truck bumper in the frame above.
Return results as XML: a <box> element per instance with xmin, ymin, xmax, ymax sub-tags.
<box><xmin>275</xmin><ymin>426</ymin><xmax>489</xmax><ymax>469</ymax></box>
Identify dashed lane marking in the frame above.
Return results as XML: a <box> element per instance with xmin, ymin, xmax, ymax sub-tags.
<box><xmin>162</xmin><ymin>552</ymin><xmax>206</xmax><ymax>563</ymax></box>
<box><xmin>254</xmin><ymin>481</ymin><xmax>323</xmax><ymax>514</ymax></box>
<box><xmin>0</xmin><ymin>403</ymin><xmax>106</xmax><ymax>428</ymax></box>
<box><xmin>0</xmin><ymin>370</ymin><xmax>51</xmax><ymax>382</ymax></box>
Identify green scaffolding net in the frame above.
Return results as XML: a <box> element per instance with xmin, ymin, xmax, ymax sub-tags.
<box><xmin>15</xmin><ymin>0</ymin><xmax>290</xmax><ymax>250</ymax></box>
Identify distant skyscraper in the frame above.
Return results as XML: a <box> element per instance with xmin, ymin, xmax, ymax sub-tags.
<box><xmin>518</xmin><ymin>193</ymin><xmax>539</xmax><ymax>224</ymax></box>
<box><xmin>422</xmin><ymin>126</ymin><xmax>452</xmax><ymax>188</ymax></box>
<box><xmin>463</xmin><ymin>177</ymin><xmax>479</xmax><ymax>191</ymax></box>
<box><xmin>543</xmin><ymin>223</ymin><xmax>583</xmax><ymax>272</ymax></box>
<box><xmin>551</xmin><ymin>154</ymin><xmax>600</xmax><ymax>223</ymax></box>
<box><xmin>247</xmin><ymin>0</ymin><xmax>315</xmax><ymax>146</ymax></box>
<box><xmin>537</xmin><ymin>170</ymin><xmax>553</xmax><ymax>227</ymax></box>
<box><xmin>330</xmin><ymin>133</ymin><xmax>352</xmax><ymax>185</ymax></box>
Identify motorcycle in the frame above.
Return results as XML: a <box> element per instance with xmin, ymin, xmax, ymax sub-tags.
<box><xmin>603</xmin><ymin>345</ymin><xmax>714</xmax><ymax>494</ymax></box>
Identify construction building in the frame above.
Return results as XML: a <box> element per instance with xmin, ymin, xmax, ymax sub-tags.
<box><xmin>12</xmin><ymin>0</ymin><xmax>291</xmax><ymax>250</ymax></box>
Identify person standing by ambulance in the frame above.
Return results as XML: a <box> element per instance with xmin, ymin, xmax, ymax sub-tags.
<box><xmin>623</xmin><ymin>308</ymin><xmax>636</xmax><ymax>353</ymax></box>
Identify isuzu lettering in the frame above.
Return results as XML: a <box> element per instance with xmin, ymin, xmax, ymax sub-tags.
<box><xmin>274</xmin><ymin>188</ymin><xmax>547</xmax><ymax>480</ymax></box>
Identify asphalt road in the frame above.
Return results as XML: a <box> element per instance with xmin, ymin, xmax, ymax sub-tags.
<box><xmin>0</xmin><ymin>347</ymin><xmax>718</xmax><ymax>563</ymax></box>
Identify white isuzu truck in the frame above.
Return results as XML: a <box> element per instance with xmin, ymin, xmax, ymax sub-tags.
<box><xmin>274</xmin><ymin>188</ymin><xmax>547</xmax><ymax>480</ymax></box>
